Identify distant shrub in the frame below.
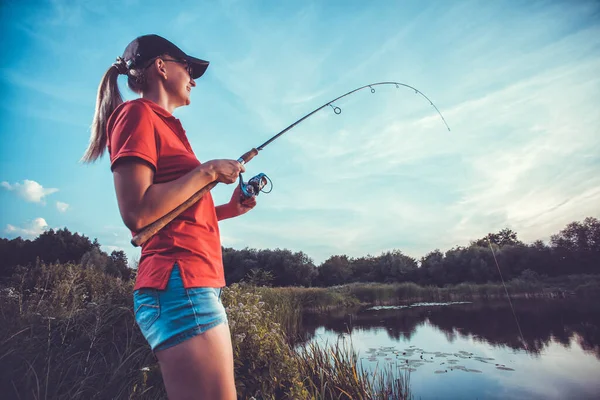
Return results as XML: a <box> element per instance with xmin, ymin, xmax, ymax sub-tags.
<box><xmin>520</xmin><ymin>269</ymin><xmax>541</xmax><ymax>282</ymax></box>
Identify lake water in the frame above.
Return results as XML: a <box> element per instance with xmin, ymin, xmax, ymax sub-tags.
<box><xmin>297</xmin><ymin>299</ymin><xmax>600</xmax><ymax>399</ymax></box>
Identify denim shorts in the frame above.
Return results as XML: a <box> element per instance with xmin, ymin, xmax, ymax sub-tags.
<box><xmin>133</xmin><ymin>263</ymin><xmax>228</xmax><ymax>352</ymax></box>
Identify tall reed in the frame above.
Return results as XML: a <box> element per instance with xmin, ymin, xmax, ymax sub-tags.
<box><xmin>297</xmin><ymin>340</ymin><xmax>412</xmax><ymax>400</ymax></box>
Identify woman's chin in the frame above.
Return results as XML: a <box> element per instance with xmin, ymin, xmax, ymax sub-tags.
<box><xmin>180</xmin><ymin>94</ymin><xmax>191</xmax><ymax>106</ymax></box>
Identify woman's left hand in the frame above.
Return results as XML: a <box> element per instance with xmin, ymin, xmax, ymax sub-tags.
<box><xmin>227</xmin><ymin>184</ymin><xmax>257</xmax><ymax>217</ymax></box>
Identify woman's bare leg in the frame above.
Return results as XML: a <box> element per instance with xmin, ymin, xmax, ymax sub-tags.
<box><xmin>155</xmin><ymin>323</ymin><xmax>236</xmax><ymax>400</ymax></box>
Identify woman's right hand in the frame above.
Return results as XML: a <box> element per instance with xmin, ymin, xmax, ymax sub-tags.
<box><xmin>203</xmin><ymin>159</ymin><xmax>246</xmax><ymax>184</ymax></box>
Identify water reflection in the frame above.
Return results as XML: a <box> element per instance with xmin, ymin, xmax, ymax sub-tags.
<box><xmin>295</xmin><ymin>299</ymin><xmax>600</xmax><ymax>399</ymax></box>
<box><xmin>296</xmin><ymin>299</ymin><xmax>600</xmax><ymax>360</ymax></box>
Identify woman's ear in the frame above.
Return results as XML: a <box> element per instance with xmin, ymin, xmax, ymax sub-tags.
<box><xmin>155</xmin><ymin>58</ymin><xmax>168</xmax><ymax>80</ymax></box>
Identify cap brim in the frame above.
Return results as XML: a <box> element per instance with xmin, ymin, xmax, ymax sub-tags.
<box><xmin>185</xmin><ymin>55</ymin><xmax>209</xmax><ymax>79</ymax></box>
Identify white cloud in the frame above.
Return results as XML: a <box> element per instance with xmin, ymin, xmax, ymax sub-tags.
<box><xmin>2</xmin><ymin>180</ymin><xmax>58</xmax><ymax>203</ymax></box>
<box><xmin>5</xmin><ymin>218</ymin><xmax>49</xmax><ymax>238</ymax></box>
<box><xmin>56</xmin><ymin>201</ymin><xmax>69</xmax><ymax>212</ymax></box>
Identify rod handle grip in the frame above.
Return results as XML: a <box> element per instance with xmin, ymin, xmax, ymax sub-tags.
<box><xmin>131</xmin><ymin>181</ymin><xmax>217</xmax><ymax>247</ymax></box>
<box><xmin>238</xmin><ymin>148</ymin><xmax>259</xmax><ymax>165</ymax></box>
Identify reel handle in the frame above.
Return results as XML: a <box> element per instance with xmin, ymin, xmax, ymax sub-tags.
<box><xmin>239</xmin><ymin>173</ymin><xmax>270</xmax><ymax>200</ymax></box>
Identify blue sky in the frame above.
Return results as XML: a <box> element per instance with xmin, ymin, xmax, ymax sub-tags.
<box><xmin>1</xmin><ymin>0</ymin><xmax>599</xmax><ymax>266</ymax></box>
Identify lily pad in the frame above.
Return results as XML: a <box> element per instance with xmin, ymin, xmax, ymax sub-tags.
<box><xmin>496</xmin><ymin>366</ymin><xmax>515</xmax><ymax>371</ymax></box>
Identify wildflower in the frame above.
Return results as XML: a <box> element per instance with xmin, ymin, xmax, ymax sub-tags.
<box><xmin>235</xmin><ymin>333</ymin><xmax>246</xmax><ymax>342</ymax></box>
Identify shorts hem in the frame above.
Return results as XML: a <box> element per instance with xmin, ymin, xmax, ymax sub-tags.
<box><xmin>153</xmin><ymin>317</ymin><xmax>228</xmax><ymax>353</ymax></box>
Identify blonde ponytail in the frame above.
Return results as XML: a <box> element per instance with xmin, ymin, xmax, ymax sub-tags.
<box><xmin>81</xmin><ymin>65</ymin><xmax>123</xmax><ymax>163</ymax></box>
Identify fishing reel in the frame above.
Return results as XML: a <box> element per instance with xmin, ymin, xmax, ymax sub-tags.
<box><xmin>239</xmin><ymin>172</ymin><xmax>272</xmax><ymax>200</ymax></box>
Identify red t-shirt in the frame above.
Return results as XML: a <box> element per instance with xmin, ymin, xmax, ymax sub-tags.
<box><xmin>107</xmin><ymin>98</ymin><xmax>224</xmax><ymax>290</ymax></box>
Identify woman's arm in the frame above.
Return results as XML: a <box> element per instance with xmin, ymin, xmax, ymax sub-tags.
<box><xmin>113</xmin><ymin>158</ymin><xmax>244</xmax><ymax>231</ymax></box>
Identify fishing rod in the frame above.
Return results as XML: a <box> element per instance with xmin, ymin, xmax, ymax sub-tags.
<box><xmin>131</xmin><ymin>81</ymin><xmax>451</xmax><ymax>247</ymax></box>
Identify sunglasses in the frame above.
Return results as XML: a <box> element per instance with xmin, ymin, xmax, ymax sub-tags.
<box><xmin>145</xmin><ymin>57</ymin><xmax>193</xmax><ymax>78</ymax></box>
<box><xmin>163</xmin><ymin>58</ymin><xmax>193</xmax><ymax>78</ymax></box>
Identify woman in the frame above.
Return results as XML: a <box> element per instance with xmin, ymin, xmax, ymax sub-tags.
<box><xmin>82</xmin><ymin>34</ymin><xmax>254</xmax><ymax>399</ymax></box>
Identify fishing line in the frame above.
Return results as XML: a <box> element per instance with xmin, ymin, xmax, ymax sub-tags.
<box><xmin>238</xmin><ymin>81</ymin><xmax>452</xmax><ymax>199</ymax></box>
<box><xmin>487</xmin><ymin>237</ymin><xmax>528</xmax><ymax>352</ymax></box>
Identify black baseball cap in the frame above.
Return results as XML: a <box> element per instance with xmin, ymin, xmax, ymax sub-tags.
<box><xmin>122</xmin><ymin>34</ymin><xmax>209</xmax><ymax>79</ymax></box>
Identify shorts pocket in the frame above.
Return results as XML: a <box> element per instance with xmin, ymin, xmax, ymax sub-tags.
<box><xmin>186</xmin><ymin>287</ymin><xmax>223</xmax><ymax>304</ymax></box>
<box><xmin>133</xmin><ymin>289</ymin><xmax>160</xmax><ymax>330</ymax></box>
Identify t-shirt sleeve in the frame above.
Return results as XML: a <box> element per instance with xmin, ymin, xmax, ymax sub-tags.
<box><xmin>107</xmin><ymin>101</ymin><xmax>158</xmax><ymax>171</ymax></box>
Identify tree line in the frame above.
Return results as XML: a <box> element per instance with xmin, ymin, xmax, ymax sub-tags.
<box><xmin>0</xmin><ymin>228</ymin><xmax>131</xmax><ymax>281</ymax></box>
<box><xmin>226</xmin><ymin>217</ymin><xmax>599</xmax><ymax>286</ymax></box>
<box><xmin>1</xmin><ymin>217</ymin><xmax>598</xmax><ymax>287</ymax></box>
